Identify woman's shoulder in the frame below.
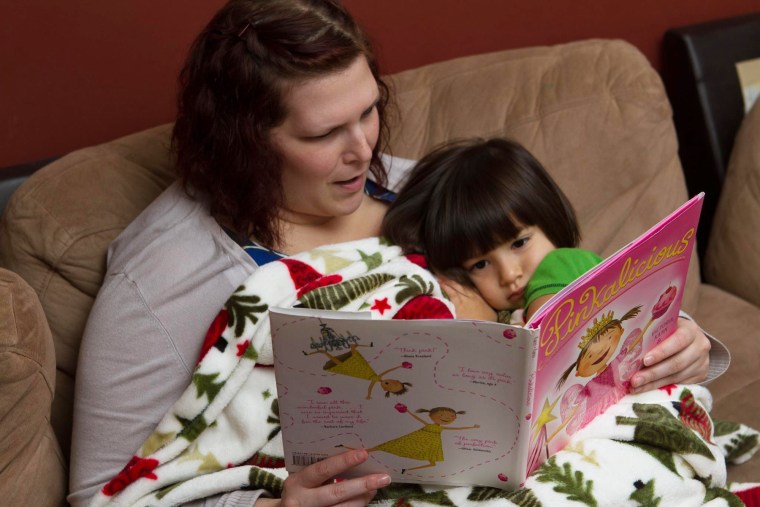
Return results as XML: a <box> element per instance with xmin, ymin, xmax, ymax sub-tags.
<box><xmin>104</xmin><ymin>182</ymin><xmax>256</xmax><ymax>303</ymax></box>
<box><xmin>107</xmin><ymin>183</ymin><xmax>247</xmax><ymax>271</ymax></box>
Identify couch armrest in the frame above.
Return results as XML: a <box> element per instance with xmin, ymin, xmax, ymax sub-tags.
<box><xmin>0</xmin><ymin>268</ymin><xmax>67</xmax><ymax>506</ymax></box>
<box><xmin>704</xmin><ymin>100</ymin><xmax>760</xmax><ymax>306</ymax></box>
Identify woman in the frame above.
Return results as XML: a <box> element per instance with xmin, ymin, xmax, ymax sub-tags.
<box><xmin>69</xmin><ymin>1</ymin><xmax>718</xmax><ymax>506</ymax></box>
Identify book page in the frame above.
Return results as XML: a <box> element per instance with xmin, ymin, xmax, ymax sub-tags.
<box><xmin>272</xmin><ymin>308</ymin><xmax>537</xmax><ymax>489</ymax></box>
<box><xmin>523</xmin><ymin>193</ymin><xmax>703</xmax><ymax>474</ymax></box>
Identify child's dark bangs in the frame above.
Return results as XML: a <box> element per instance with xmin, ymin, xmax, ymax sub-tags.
<box><xmin>437</xmin><ymin>181</ymin><xmax>523</xmax><ymax>268</ymax></box>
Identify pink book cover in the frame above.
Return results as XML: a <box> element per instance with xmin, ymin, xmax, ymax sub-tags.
<box><xmin>271</xmin><ymin>193</ymin><xmax>703</xmax><ymax>489</ymax></box>
<box><xmin>523</xmin><ymin>192</ymin><xmax>704</xmax><ymax>474</ymax></box>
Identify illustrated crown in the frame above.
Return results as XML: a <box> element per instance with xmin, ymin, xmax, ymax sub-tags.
<box><xmin>578</xmin><ymin>311</ymin><xmax>615</xmax><ymax>349</ymax></box>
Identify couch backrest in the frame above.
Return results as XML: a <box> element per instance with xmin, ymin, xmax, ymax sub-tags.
<box><xmin>385</xmin><ymin>38</ymin><xmax>699</xmax><ymax>307</ymax></box>
<box><xmin>0</xmin><ymin>39</ymin><xmax>698</xmax><ymax>463</ymax></box>
<box><xmin>0</xmin><ymin>125</ymin><xmax>176</xmax><ymax>458</ymax></box>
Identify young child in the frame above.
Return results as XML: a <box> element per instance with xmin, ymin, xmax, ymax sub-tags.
<box><xmin>382</xmin><ymin>137</ymin><xmax>601</xmax><ymax>324</ymax></box>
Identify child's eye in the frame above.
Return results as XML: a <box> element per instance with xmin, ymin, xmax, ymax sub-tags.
<box><xmin>512</xmin><ymin>236</ymin><xmax>530</xmax><ymax>249</ymax></box>
<box><xmin>469</xmin><ymin>260</ymin><xmax>489</xmax><ymax>271</ymax></box>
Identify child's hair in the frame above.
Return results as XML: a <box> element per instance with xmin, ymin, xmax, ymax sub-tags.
<box><xmin>382</xmin><ymin>137</ymin><xmax>580</xmax><ymax>286</ymax></box>
<box><xmin>416</xmin><ymin>407</ymin><xmax>465</xmax><ymax>416</ymax></box>
<box><xmin>385</xmin><ymin>382</ymin><xmax>412</xmax><ymax>397</ymax></box>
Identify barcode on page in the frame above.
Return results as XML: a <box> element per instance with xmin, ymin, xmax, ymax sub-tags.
<box><xmin>292</xmin><ymin>453</ymin><xmax>329</xmax><ymax>466</ymax></box>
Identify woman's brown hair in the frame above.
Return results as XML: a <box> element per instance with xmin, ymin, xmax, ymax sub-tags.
<box><xmin>173</xmin><ymin>0</ymin><xmax>390</xmax><ymax>248</ymax></box>
<box><xmin>382</xmin><ymin>137</ymin><xmax>580</xmax><ymax>286</ymax></box>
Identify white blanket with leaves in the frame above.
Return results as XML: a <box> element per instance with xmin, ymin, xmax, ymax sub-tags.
<box><xmin>90</xmin><ymin>238</ymin><xmax>759</xmax><ymax>507</ymax></box>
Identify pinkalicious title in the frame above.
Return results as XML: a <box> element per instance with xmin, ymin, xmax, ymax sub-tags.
<box><xmin>539</xmin><ymin>227</ymin><xmax>695</xmax><ymax>358</ymax></box>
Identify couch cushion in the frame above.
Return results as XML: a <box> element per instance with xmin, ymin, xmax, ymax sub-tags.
<box><xmin>693</xmin><ymin>282</ymin><xmax>760</xmax><ymax>483</ymax></box>
<box><xmin>705</xmin><ymin>100</ymin><xmax>760</xmax><ymax>307</ymax></box>
<box><xmin>0</xmin><ymin>124</ymin><xmax>176</xmax><ymax>458</ymax></box>
<box><xmin>0</xmin><ymin>268</ymin><xmax>67</xmax><ymax>506</ymax></box>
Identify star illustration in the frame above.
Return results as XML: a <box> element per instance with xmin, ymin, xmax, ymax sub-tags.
<box><xmin>308</xmin><ymin>249</ymin><xmax>354</xmax><ymax>273</ymax></box>
<box><xmin>532</xmin><ymin>396</ymin><xmax>559</xmax><ymax>443</ymax></box>
<box><xmin>178</xmin><ymin>445</ymin><xmax>223</xmax><ymax>473</ymax></box>
<box><xmin>371</xmin><ymin>297</ymin><xmax>392</xmax><ymax>315</ymax></box>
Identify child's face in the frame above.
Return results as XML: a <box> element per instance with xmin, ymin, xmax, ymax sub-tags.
<box><xmin>462</xmin><ymin>226</ymin><xmax>556</xmax><ymax>311</ymax></box>
<box><xmin>381</xmin><ymin>379</ymin><xmax>404</xmax><ymax>393</ymax></box>
<box><xmin>430</xmin><ymin>410</ymin><xmax>457</xmax><ymax>425</ymax></box>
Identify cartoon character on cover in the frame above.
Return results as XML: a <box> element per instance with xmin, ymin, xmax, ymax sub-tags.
<box><xmin>343</xmin><ymin>406</ymin><xmax>479</xmax><ymax>473</ymax></box>
<box><xmin>304</xmin><ymin>338</ymin><xmax>412</xmax><ymax>400</ymax></box>
<box><xmin>551</xmin><ymin>285</ymin><xmax>680</xmax><ymax>436</ymax></box>
<box><xmin>553</xmin><ymin>305</ymin><xmax>644</xmax><ymax>436</ymax></box>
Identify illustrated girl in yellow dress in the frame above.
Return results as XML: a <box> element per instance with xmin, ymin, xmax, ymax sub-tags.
<box><xmin>304</xmin><ymin>342</ymin><xmax>412</xmax><ymax>399</ymax></box>
<box><xmin>344</xmin><ymin>406</ymin><xmax>479</xmax><ymax>473</ymax></box>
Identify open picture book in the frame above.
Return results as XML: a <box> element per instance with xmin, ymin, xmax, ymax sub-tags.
<box><xmin>270</xmin><ymin>193</ymin><xmax>704</xmax><ymax>490</ymax></box>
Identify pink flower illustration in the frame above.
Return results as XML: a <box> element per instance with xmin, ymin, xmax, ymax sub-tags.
<box><xmin>401</xmin><ymin>361</ymin><xmax>413</xmax><ymax>369</ymax></box>
<box><xmin>498</xmin><ymin>473</ymin><xmax>508</xmax><ymax>482</ymax></box>
<box><xmin>652</xmin><ymin>286</ymin><xmax>677</xmax><ymax>319</ymax></box>
<box><xmin>525</xmin><ymin>413</ymin><xmax>532</xmax><ymax>420</ymax></box>
<box><xmin>317</xmin><ymin>386</ymin><xmax>332</xmax><ymax>395</ymax></box>
<box><xmin>394</xmin><ymin>403</ymin><xmax>408</xmax><ymax>413</ymax></box>
<box><xmin>503</xmin><ymin>329</ymin><xmax>516</xmax><ymax>339</ymax></box>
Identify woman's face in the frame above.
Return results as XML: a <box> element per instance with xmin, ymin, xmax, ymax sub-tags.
<box><xmin>270</xmin><ymin>56</ymin><xmax>381</xmax><ymax>226</ymax></box>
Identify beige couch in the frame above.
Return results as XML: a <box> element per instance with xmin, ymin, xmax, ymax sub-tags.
<box><xmin>1</xmin><ymin>39</ymin><xmax>758</xmax><ymax>506</ymax></box>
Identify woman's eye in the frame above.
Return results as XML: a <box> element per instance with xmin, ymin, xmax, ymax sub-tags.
<box><xmin>308</xmin><ymin>129</ymin><xmax>335</xmax><ymax>140</ymax></box>
<box><xmin>361</xmin><ymin>102</ymin><xmax>378</xmax><ymax>119</ymax></box>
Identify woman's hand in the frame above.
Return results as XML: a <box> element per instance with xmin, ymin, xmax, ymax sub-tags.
<box><xmin>256</xmin><ymin>449</ymin><xmax>390</xmax><ymax>507</ymax></box>
<box><xmin>438</xmin><ymin>277</ymin><xmax>497</xmax><ymax>321</ymax></box>
<box><xmin>629</xmin><ymin>317</ymin><xmax>711</xmax><ymax>393</ymax></box>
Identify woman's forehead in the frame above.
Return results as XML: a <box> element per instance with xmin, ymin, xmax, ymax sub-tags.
<box><xmin>280</xmin><ymin>56</ymin><xmax>378</xmax><ymax>129</ymax></box>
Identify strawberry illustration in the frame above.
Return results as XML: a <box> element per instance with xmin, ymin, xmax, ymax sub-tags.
<box><xmin>393</xmin><ymin>295</ymin><xmax>453</xmax><ymax>320</ymax></box>
<box><xmin>404</xmin><ymin>253</ymin><xmax>428</xmax><ymax>269</ymax></box>
<box><xmin>245</xmin><ymin>452</ymin><xmax>285</xmax><ymax>469</ymax></box>
<box><xmin>197</xmin><ymin>309</ymin><xmax>229</xmax><ymax>364</ymax></box>
<box><xmin>672</xmin><ymin>389</ymin><xmax>713</xmax><ymax>443</ymax></box>
<box><xmin>280</xmin><ymin>258</ymin><xmax>323</xmax><ymax>290</ymax></box>
<box><xmin>297</xmin><ymin>274</ymin><xmax>343</xmax><ymax>299</ymax></box>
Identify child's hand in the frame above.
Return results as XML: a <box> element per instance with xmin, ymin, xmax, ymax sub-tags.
<box><xmin>438</xmin><ymin>277</ymin><xmax>497</xmax><ymax>321</ymax></box>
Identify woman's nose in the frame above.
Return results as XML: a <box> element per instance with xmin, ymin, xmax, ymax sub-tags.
<box><xmin>345</xmin><ymin>124</ymin><xmax>373</xmax><ymax>163</ymax></box>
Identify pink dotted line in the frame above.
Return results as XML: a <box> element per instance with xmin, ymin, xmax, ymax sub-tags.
<box><xmin>394</xmin><ymin>331</ymin><xmax>522</xmax><ymax>465</ymax></box>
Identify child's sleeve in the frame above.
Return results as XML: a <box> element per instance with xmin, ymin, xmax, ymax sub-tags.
<box><xmin>524</xmin><ymin>248</ymin><xmax>602</xmax><ymax>309</ymax></box>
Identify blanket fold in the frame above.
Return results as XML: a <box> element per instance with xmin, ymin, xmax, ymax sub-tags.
<box><xmin>91</xmin><ymin>238</ymin><xmax>759</xmax><ymax>507</ymax></box>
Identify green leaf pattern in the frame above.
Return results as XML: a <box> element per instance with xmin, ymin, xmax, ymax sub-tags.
<box><xmin>629</xmin><ymin>479</ymin><xmax>661</xmax><ymax>506</ymax></box>
<box><xmin>226</xmin><ymin>292</ymin><xmax>268</xmax><ymax>337</ymax></box>
<box><xmin>192</xmin><ymin>372</ymin><xmax>224</xmax><ymax>402</ymax></box>
<box><xmin>616</xmin><ymin>403</ymin><xmax>714</xmax><ymax>459</ymax></box>
<box><xmin>533</xmin><ymin>456</ymin><xmax>597</xmax><ymax>506</ymax></box>
<box><xmin>298</xmin><ymin>273</ymin><xmax>394</xmax><ymax>310</ymax></box>
<box><xmin>394</xmin><ymin>274</ymin><xmax>434</xmax><ymax>304</ymax></box>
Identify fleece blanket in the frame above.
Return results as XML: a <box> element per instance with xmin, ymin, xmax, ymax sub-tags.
<box><xmin>91</xmin><ymin>237</ymin><xmax>760</xmax><ymax>507</ymax></box>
